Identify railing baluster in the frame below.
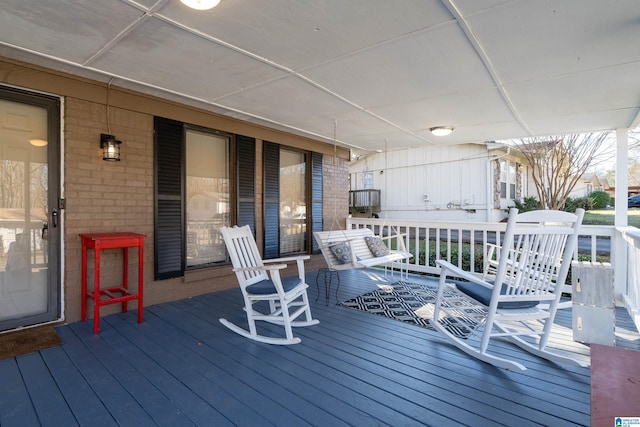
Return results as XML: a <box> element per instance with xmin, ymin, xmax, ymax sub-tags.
<box><xmin>344</xmin><ymin>217</ymin><xmax>615</xmax><ymax>276</ymax></box>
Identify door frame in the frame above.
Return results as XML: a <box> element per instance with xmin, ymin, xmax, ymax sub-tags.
<box><xmin>0</xmin><ymin>84</ymin><xmax>62</xmax><ymax>331</ymax></box>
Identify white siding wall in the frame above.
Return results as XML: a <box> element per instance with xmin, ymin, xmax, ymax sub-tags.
<box><xmin>350</xmin><ymin>144</ymin><xmax>506</xmax><ymax>222</ymax></box>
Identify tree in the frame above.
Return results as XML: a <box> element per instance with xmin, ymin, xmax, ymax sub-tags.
<box><xmin>511</xmin><ymin>132</ymin><xmax>610</xmax><ymax>210</ymax></box>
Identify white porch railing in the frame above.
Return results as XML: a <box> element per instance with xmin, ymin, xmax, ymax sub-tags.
<box><xmin>345</xmin><ymin>217</ymin><xmax>640</xmax><ymax>331</ymax></box>
<box><xmin>619</xmin><ymin>227</ymin><xmax>640</xmax><ymax>330</ymax></box>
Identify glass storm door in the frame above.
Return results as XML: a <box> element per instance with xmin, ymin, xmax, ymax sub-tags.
<box><xmin>0</xmin><ymin>87</ymin><xmax>60</xmax><ymax>332</ymax></box>
<box><xmin>279</xmin><ymin>148</ymin><xmax>307</xmax><ymax>255</ymax></box>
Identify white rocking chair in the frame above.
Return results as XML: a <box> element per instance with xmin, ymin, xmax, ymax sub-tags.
<box><xmin>432</xmin><ymin>208</ymin><xmax>586</xmax><ymax>370</ymax></box>
<box><xmin>219</xmin><ymin>225</ymin><xmax>319</xmax><ymax>345</ymax></box>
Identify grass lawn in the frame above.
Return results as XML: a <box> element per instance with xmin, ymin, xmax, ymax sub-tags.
<box><xmin>583</xmin><ymin>209</ymin><xmax>640</xmax><ymax>227</ymax></box>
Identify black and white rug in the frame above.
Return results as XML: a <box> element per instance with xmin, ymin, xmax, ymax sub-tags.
<box><xmin>339</xmin><ymin>281</ymin><xmax>481</xmax><ymax>338</ymax></box>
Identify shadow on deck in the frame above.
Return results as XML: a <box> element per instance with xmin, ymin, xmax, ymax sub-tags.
<box><xmin>1</xmin><ymin>268</ymin><xmax>639</xmax><ymax>426</ymax></box>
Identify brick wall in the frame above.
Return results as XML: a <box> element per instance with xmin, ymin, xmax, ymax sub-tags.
<box><xmin>63</xmin><ymin>98</ymin><xmax>157</xmax><ymax>320</ymax></box>
<box><xmin>1</xmin><ymin>58</ymin><xmax>350</xmax><ymax>324</ymax></box>
<box><xmin>323</xmin><ymin>154</ymin><xmax>350</xmax><ymax>230</ymax></box>
<box><xmin>61</xmin><ymin>96</ymin><xmax>349</xmax><ymax>322</ymax></box>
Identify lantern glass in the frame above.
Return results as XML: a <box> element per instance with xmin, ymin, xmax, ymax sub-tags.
<box><xmin>100</xmin><ymin>134</ymin><xmax>122</xmax><ymax>161</ymax></box>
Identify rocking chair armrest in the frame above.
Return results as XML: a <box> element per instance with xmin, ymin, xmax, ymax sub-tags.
<box><xmin>232</xmin><ymin>264</ymin><xmax>287</xmax><ymax>273</ymax></box>
<box><xmin>263</xmin><ymin>255</ymin><xmax>309</xmax><ymax>279</ymax></box>
<box><xmin>263</xmin><ymin>255</ymin><xmax>310</xmax><ymax>264</ymax></box>
<box><xmin>436</xmin><ymin>259</ymin><xmax>494</xmax><ymax>290</ymax></box>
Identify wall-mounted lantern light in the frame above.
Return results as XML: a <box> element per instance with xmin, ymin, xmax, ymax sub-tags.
<box><xmin>100</xmin><ymin>133</ymin><xmax>122</xmax><ymax>161</ymax></box>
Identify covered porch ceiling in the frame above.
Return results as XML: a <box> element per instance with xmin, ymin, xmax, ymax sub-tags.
<box><xmin>1</xmin><ymin>0</ymin><xmax>639</xmax><ymax>156</ymax></box>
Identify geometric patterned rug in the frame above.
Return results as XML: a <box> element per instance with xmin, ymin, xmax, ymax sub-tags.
<box><xmin>338</xmin><ymin>281</ymin><xmax>479</xmax><ymax>338</ymax></box>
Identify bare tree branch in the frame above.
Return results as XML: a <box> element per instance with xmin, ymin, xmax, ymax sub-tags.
<box><xmin>511</xmin><ymin>132</ymin><xmax>610</xmax><ymax>209</ymax></box>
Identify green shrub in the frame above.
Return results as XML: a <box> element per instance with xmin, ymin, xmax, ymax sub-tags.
<box><xmin>563</xmin><ymin>196</ymin><xmax>593</xmax><ymax>212</ymax></box>
<box><xmin>512</xmin><ymin>196</ymin><xmax>541</xmax><ymax>213</ymax></box>
<box><xmin>419</xmin><ymin>243</ymin><xmax>485</xmax><ymax>272</ymax></box>
<box><xmin>589</xmin><ymin>190</ymin><xmax>611</xmax><ymax>209</ymax></box>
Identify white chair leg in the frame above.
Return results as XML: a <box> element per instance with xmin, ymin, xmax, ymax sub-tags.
<box><xmin>219</xmin><ymin>318</ymin><xmax>301</xmax><ymax>345</ymax></box>
<box><xmin>431</xmin><ymin>320</ymin><xmax>527</xmax><ymax>371</ymax></box>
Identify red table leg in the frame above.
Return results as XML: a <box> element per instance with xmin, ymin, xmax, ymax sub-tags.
<box><xmin>122</xmin><ymin>247</ymin><xmax>128</xmax><ymax>314</ymax></box>
<box><xmin>93</xmin><ymin>240</ymin><xmax>101</xmax><ymax>334</ymax></box>
<box><xmin>81</xmin><ymin>239</ymin><xmax>87</xmax><ymax>322</ymax></box>
<box><xmin>137</xmin><ymin>241</ymin><xmax>144</xmax><ymax>324</ymax></box>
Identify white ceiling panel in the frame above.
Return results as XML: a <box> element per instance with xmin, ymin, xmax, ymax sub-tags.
<box><xmin>157</xmin><ymin>0</ymin><xmax>454</xmax><ymax>71</ymax></box>
<box><xmin>507</xmin><ymin>62</ymin><xmax>640</xmax><ymax>120</ymax></box>
<box><xmin>0</xmin><ymin>0</ymin><xmax>142</xmax><ymax>64</ymax></box>
<box><xmin>302</xmin><ymin>23</ymin><xmax>496</xmax><ymax>108</ymax></box>
<box><xmin>370</xmin><ymin>87</ymin><xmax>518</xmax><ymax>132</ymax></box>
<box><xmin>468</xmin><ymin>0</ymin><xmax>640</xmax><ymax>83</ymax></box>
<box><xmin>89</xmin><ymin>17</ymin><xmax>289</xmax><ymax>101</ymax></box>
<box><xmin>218</xmin><ymin>75</ymin><xmax>354</xmax><ymax>125</ymax></box>
<box><xmin>525</xmin><ymin>109</ymin><xmax>640</xmax><ymax>138</ymax></box>
<box><xmin>0</xmin><ymin>0</ymin><xmax>638</xmax><ymax>157</ymax></box>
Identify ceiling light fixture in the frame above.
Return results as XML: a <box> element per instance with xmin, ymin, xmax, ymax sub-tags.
<box><xmin>29</xmin><ymin>139</ymin><xmax>48</xmax><ymax>147</ymax></box>
<box><xmin>430</xmin><ymin>126</ymin><xmax>454</xmax><ymax>137</ymax></box>
<box><xmin>180</xmin><ymin>0</ymin><xmax>221</xmax><ymax>10</ymax></box>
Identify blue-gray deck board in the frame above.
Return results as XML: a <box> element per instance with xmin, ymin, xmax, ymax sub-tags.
<box><xmin>1</xmin><ymin>269</ymin><xmax>638</xmax><ymax>426</ymax></box>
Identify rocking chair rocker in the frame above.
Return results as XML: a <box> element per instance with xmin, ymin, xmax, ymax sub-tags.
<box><xmin>432</xmin><ymin>208</ymin><xmax>586</xmax><ymax>370</ymax></box>
<box><xmin>220</xmin><ymin>225</ymin><xmax>319</xmax><ymax>345</ymax></box>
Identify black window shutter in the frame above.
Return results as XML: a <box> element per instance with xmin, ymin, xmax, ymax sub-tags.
<box><xmin>310</xmin><ymin>152</ymin><xmax>323</xmax><ymax>254</ymax></box>
<box><xmin>263</xmin><ymin>141</ymin><xmax>280</xmax><ymax>258</ymax></box>
<box><xmin>154</xmin><ymin>117</ymin><xmax>184</xmax><ymax>280</ymax></box>
<box><xmin>236</xmin><ymin>135</ymin><xmax>256</xmax><ymax>233</ymax></box>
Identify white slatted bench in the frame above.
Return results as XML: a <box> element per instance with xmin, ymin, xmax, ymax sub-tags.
<box><xmin>313</xmin><ymin>228</ymin><xmax>413</xmax><ymax>303</ymax></box>
<box><xmin>313</xmin><ymin>228</ymin><xmax>412</xmax><ymax>276</ymax></box>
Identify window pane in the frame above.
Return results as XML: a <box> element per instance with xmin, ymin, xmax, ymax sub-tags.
<box><xmin>508</xmin><ymin>163</ymin><xmax>517</xmax><ymax>199</ymax></box>
<box><xmin>280</xmin><ymin>149</ymin><xmax>306</xmax><ymax>255</ymax></box>
<box><xmin>500</xmin><ymin>160</ymin><xmax>507</xmax><ymax>183</ymax></box>
<box><xmin>362</xmin><ymin>172</ymin><xmax>373</xmax><ymax>189</ymax></box>
<box><xmin>185</xmin><ymin>130</ymin><xmax>229</xmax><ymax>267</ymax></box>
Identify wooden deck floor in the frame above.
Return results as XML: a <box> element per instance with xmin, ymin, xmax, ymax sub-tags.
<box><xmin>1</xmin><ymin>269</ymin><xmax>639</xmax><ymax>426</ymax></box>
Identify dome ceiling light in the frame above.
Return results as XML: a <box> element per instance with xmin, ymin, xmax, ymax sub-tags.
<box><xmin>180</xmin><ymin>0</ymin><xmax>221</xmax><ymax>10</ymax></box>
<box><xmin>29</xmin><ymin>139</ymin><xmax>48</xmax><ymax>147</ymax></box>
<box><xmin>430</xmin><ymin>126</ymin><xmax>454</xmax><ymax>137</ymax></box>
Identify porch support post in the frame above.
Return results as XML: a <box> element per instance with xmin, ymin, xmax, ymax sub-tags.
<box><xmin>614</xmin><ymin>128</ymin><xmax>629</xmax><ymax>227</ymax></box>
<box><xmin>614</xmin><ymin>128</ymin><xmax>629</xmax><ymax>304</ymax></box>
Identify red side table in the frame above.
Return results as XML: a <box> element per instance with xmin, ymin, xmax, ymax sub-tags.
<box><xmin>80</xmin><ymin>232</ymin><xmax>145</xmax><ymax>334</ymax></box>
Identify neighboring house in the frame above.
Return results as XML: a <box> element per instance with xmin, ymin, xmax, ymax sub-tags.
<box><xmin>604</xmin><ymin>176</ymin><xmax>640</xmax><ymax>200</ymax></box>
<box><xmin>349</xmin><ymin>142</ymin><xmax>529</xmax><ymax>222</ymax></box>
<box><xmin>568</xmin><ymin>173</ymin><xmax>604</xmax><ymax>199</ymax></box>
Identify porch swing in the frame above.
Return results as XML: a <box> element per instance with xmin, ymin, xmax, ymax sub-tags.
<box><xmin>313</xmin><ymin>128</ymin><xmax>413</xmax><ymax>301</ymax></box>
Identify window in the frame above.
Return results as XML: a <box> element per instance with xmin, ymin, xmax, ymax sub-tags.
<box><xmin>279</xmin><ymin>148</ymin><xmax>306</xmax><ymax>255</ymax></box>
<box><xmin>263</xmin><ymin>141</ymin><xmax>323</xmax><ymax>259</ymax></box>
<box><xmin>362</xmin><ymin>172</ymin><xmax>373</xmax><ymax>190</ymax></box>
<box><xmin>185</xmin><ymin>129</ymin><xmax>230</xmax><ymax>267</ymax></box>
<box><xmin>154</xmin><ymin>117</ymin><xmax>243</xmax><ymax>279</ymax></box>
<box><xmin>154</xmin><ymin>117</ymin><xmax>322</xmax><ymax>279</ymax></box>
<box><xmin>500</xmin><ymin>160</ymin><xmax>518</xmax><ymax>200</ymax></box>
